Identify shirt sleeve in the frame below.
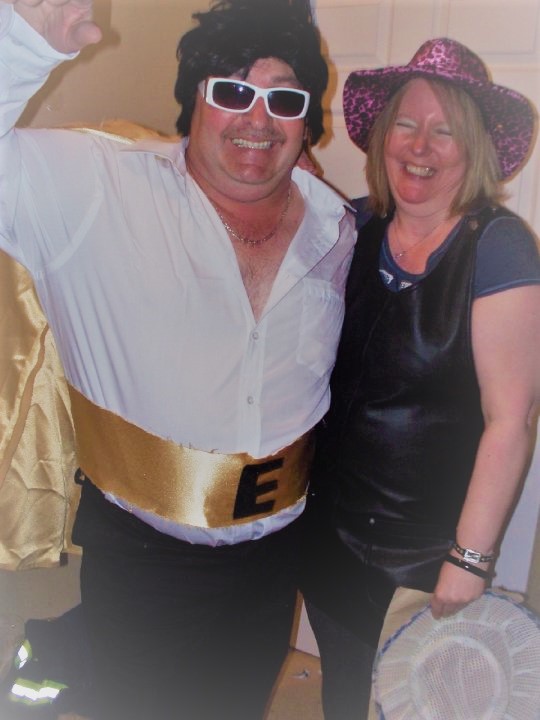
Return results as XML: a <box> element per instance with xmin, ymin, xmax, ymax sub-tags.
<box><xmin>0</xmin><ymin>5</ymin><xmax>74</xmax><ymax>135</ymax></box>
<box><xmin>0</xmin><ymin>2</ymin><xmax>13</xmax><ymax>41</ymax></box>
<box><xmin>0</xmin><ymin>3</ymin><xmax>75</xmax><ymax>257</ymax></box>
<box><xmin>475</xmin><ymin>215</ymin><xmax>540</xmax><ymax>298</ymax></box>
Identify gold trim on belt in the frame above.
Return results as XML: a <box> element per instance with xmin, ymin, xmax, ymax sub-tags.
<box><xmin>68</xmin><ymin>386</ymin><xmax>313</xmax><ymax>528</ymax></box>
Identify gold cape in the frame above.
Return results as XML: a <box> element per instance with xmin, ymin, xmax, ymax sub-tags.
<box><xmin>0</xmin><ymin>250</ymin><xmax>78</xmax><ymax>570</ymax></box>
<box><xmin>0</xmin><ymin>121</ymin><xmax>166</xmax><ymax>570</ymax></box>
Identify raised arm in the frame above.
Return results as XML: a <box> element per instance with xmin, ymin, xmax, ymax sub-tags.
<box><xmin>0</xmin><ymin>0</ymin><xmax>101</xmax><ymax>138</ymax></box>
<box><xmin>10</xmin><ymin>0</ymin><xmax>101</xmax><ymax>53</ymax></box>
<box><xmin>0</xmin><ymin>0</ymin><xmax>101</xmax><ymax>253</ymax></box>
<box><xmin>431</xmin><ymin>284</ymin><xmax>540</xmax><ymax>618</ymax></box>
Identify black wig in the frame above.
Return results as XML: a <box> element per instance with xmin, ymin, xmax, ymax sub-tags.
<box><xmin>174</xmin><ymin>0</ymin><xmax>328</xmax><ymax>144</ymax></box>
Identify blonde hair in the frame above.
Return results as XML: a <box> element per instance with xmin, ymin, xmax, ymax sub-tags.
<box><xmin>365</xmin><ymin>79</ymin><xmax>505</xmax><ymax>217</ymax></box>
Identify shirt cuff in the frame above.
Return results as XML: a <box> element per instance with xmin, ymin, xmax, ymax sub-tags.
<box><xmin>0</xmin><ymin>3</ymin><xmax>14</xmax><ymax>41</ymax></box>
<box><xmin>2</xmin><ymin>2</ymin><xmax>78</xmax><ymax>75</ymax></box>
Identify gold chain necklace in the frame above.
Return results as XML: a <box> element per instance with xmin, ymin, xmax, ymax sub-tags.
<box><xmin>213</xmin><ymin>187</ymin><xmax>292</xmax><ymax>247</ymax></box>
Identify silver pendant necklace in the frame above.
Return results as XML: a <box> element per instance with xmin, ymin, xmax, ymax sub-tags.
<box><xmin>391</xmin><ymin>220</ymin><xmax>441</xmax><ymax>260</ymax></box>
<box><xmin>393</xmin><ymin>226</ymin><xmax>433</xmax><ymax>259</ymax></box>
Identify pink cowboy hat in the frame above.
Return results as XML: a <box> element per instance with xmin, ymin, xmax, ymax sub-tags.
<box><xmin>343</xmin><ymin>37</ymin><xmax>537</xmax><ymax>179</ymax></box>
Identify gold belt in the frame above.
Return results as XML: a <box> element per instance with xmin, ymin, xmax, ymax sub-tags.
<box><xmin>68</xmin><ymin>386</ymin><xmax>313</xmax><ymax>528</ymax></box>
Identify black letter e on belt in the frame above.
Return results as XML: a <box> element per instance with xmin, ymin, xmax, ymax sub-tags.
<box><xmin>233</xmin><ymin>458</ymin><xmax>283</xmax><ymax>520</ymax></box>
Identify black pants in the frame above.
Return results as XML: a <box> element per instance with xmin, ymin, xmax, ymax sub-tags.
<box><xmin>73</xmin><ymin>480</ymin><xmax>300</xmax><ymax>720</ymax></box>
<box><xmin>306</xmin><ymin>601</ymin><xmax>376</xmax><ymax>720</ymax></box>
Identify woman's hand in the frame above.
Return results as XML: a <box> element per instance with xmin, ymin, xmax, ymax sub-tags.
<box><xmin>11</xmin><ymin>0</ymin><xmax>101</xmax><ymax>53</ymax></box>
<box><xmin>430</xmin><ymin>559</ymin><xmax>487</xmax><ymax>619</ymax></box>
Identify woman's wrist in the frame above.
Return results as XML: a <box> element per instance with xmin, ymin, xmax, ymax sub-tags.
<box><xmin>444</xmin><ymin>538</ymin><xmax>497</xmax><ymax>580</ymax></box>
<box><xmin>444</xmin><ymin>553</ymin><xmax>492</xmax><ymax>580</ymax></box>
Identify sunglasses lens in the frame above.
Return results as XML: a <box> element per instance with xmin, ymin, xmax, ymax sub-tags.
<box><xmin>268</xmin><ymin>90</ymin><xmax>307</xmax><ymax>118</ymax></box>
<box><xmin>212</xmin><ymin>81</ymin><xmax>255</xmax><ymax>111</ymax></box>
<box><xmin>208</xmin><ymin>80</ymin><xmax>309</xmax><ymax>118</ymax></box>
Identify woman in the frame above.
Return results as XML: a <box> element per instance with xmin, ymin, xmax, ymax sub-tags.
<box><xmin>301</xmin><ymin>37</ymin><xmax>540</xmax><ymax>719</ymax></box>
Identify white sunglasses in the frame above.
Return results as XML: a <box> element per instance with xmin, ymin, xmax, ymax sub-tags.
<box><xmin>200</xmin><ymin>78</ymin><xmax>310</xmax><ymax>120</ymax></box>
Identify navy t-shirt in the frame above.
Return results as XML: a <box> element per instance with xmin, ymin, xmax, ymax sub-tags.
<box><xmin>353</xmin><ymin>201</ymin><xmax>540</xmax><ymax>296</ymax></box>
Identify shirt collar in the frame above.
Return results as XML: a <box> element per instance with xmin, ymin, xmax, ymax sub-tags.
<box><xmin>121</xmin><ymin>137</ymin><xmax>351</xmax><ymax>271</ymax></box>
<box><xmin>120</xmin><ymin>135</ymin><xmax>188</xmax><ymax>174</ymax></box>
<box><xmin>290</xmin><ymin>166</ymin><xmax>352</xmax><ymax>271</ymax></box>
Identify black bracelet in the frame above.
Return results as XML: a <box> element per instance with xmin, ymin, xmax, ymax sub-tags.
<box><xmin>445</xmin><ymin>554</ymin><xmax>491</xmax><ymax>580</ymax></box>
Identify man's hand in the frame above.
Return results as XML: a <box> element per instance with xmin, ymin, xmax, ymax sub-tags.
<box><xmin>10</xmin><ymin>0</ymin><xmax>101</xmax><ymax>53</ymax></box>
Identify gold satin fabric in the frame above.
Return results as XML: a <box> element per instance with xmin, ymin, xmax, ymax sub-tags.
<box><xmin>0</xmin><ymin>123</ymin><xmax>167</xmax><ymax>570</ymax></box>
<box><xmin>0</xmin><ymin>251</ymin><xmax>78</xmax><ymax>570</ymax></box>
<box><xmin>69</xmin><ymin>386</ymin><xmax>313</xmax><ymax>528</ymax></box>
<box><xmin>1</xmin><ymin>120</ymin><xmax>314</xmax><ymax>566</ymax></box>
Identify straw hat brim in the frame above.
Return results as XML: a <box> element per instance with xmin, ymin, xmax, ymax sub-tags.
<box><xmin>373</xmin><ymin>590</ymin><xmax>540</xmax><ymax>720</ymax></box>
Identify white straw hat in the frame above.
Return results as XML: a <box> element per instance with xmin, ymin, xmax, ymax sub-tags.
<box><xmin>373</xmin><ymin>591</ymin><xmax>540</xmax><ymax>720</ymax></box>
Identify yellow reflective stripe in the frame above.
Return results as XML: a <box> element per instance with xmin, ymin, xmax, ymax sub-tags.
<box><xmin>15</xmin><ymin>639</ymin><xmax>32</xmax><ymax>669</ymax></box>
<box><xmin>9</xmin><ymin>678</ymin><xmax>67</xmax><ymax>705</ymax></box>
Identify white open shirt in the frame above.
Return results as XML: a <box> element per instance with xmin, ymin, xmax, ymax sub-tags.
<box><xmin>0</xmin><ymin>6</ymin><xmax>356</xmax><ymax>544</ymax></box>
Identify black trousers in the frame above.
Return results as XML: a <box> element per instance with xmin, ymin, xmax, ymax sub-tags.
<box><xmin>306</xmin><ymin>601</ymin><xmax>376</xmax><ymax>720</ymax></box>
<box><xmin>73</xmin><ymin>480</ymin><xmax>300</xmax><ymax>720</ymax></box>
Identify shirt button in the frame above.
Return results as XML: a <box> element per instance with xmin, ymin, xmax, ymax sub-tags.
<box><xmin>247</xmin><ymin>396</ymin><xmax>255</xmax><ymax>405</ymax></box>
<box><xmin>252</xmin><ymin>331</ymin><xmax>259</xmax><ymax>340</ymax></box>
<box><xmin>369</xmin><ymin>517</ymin><xmax>376</xmax><ymax>526</ymax></box>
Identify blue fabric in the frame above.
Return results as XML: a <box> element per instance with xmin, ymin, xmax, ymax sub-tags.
<box><xmin>351</xmin><ymin>198</ymin><xmax>540</xmax><ymax>297</ymax></box>
<box><xmin>475</xmin><ymin>214</ymin><xmax>540</xmax><ymax>297</ymax></box>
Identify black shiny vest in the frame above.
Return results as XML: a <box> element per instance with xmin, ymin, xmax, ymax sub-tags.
<box><xmin>315</xmin><ymin>206</ymin><xmax>509</xmax><ymax>539</ymax></box>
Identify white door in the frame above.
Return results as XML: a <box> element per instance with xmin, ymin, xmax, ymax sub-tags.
<box><xmin>296</xmin><ymin>0</ymin><xmax>540</xmax><ymax>653</ymax></box>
